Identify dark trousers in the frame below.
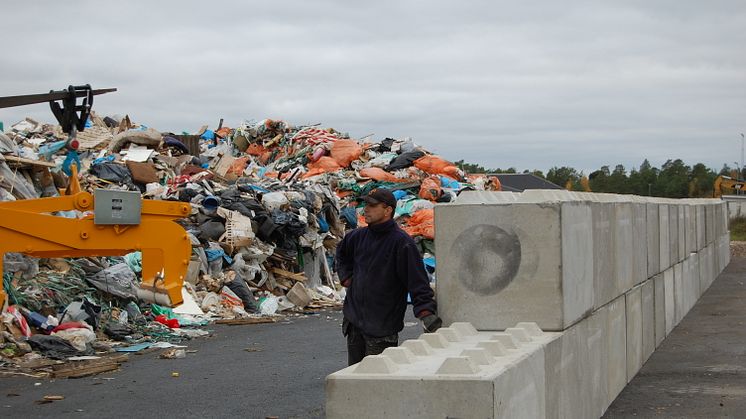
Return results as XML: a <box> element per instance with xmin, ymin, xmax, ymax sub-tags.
<box><xmin>343</xmin><ymin>318</ymin><xmax>398</xmax><ymax>365</ymax></box>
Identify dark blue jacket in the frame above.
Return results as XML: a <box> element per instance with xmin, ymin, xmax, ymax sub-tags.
<box><xmin>336</xmin><ymin>218</ymin><xmax>436</xmax><ymax>337</ymax></box>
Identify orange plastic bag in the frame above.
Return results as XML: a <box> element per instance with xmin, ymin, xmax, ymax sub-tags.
<box><xmin>246</xmin><ymin>143</ymin><xmax>266</xmax><ymax>156</ymax></box>
<box><xmin>402</xmin><ymin>209</ymin><xmax>434</xmax><ymax>239</ymax></box>
<box><xmin>419</xmin><ymin>176</ymin><xmax>442</xmax><ymax>201</ymax></box>
<box><xmin>229</xmin><ymin>157</ymin><xmax>249</xmax><ymax>177</ymax></box>
<box><xmin>303</xmin><ymin>156</ymin><xmax>342</xmax><ymax>178</ymax></box>
<box><xmin>330</xmin><ymin>139</ymin><xmax>363</xmax><ymax>168</ymax></box>
<box><xmin>359</xmin><ymin>167</ymin><xmax>400</xmax><ymax>183</ymax></box>
<box><xmin>414</xmin><ymin>155</ymin><xmax>460</xmax><ymax>179</ymax></box>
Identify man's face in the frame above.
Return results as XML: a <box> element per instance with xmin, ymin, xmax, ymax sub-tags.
<box><xmin>363</xmin><ymin>202</ymin><xmax>392</xmax><ymax>225</ymax></box>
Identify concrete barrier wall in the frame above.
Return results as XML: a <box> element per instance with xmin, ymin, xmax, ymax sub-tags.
<box><xmin>326</xmin><ymin>191</ymin><xmax>730</xmax><ymax>419</ymax></box>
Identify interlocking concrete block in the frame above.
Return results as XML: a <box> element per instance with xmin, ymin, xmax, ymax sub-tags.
<box><xmin>659</xmin><ymin>204</ymin><xmax>671</xmax><ymax>272</ymax></box>
<box><xmin>705</xmin><ymin>204</ymin><xmax>715</xmax><ymax>245</ymax></box>
<box><xmin>646</xmin><ymin>203</ymin><xmax>660</xmax><ymax>279</ymax></box>
<box><xmin>687</xmin><ymin>254</ymin><xmax>699</xmax><ymax>313</ymax></box>
<box><xmin>614</xmin><ymin>202</ymin><xmax>635</xmax><ymax>294</ymax></box>
<box><xmin>677</xmin><ymin>205</ymin><xmax>686</xmax><ymax>262</ymax></box>
<box><xmin>606</xmin><ymin>295</ymin><xmax>627</xmax><ymax>401</ymax></box>
<box><xmin>698</xmin><ymin>247</ymin><xmax>709</xmax><ymax>295</ymax></box>
<box><xmin>593</xmin><ymin>202</ymin><xmax>615</xmax><ymax>309</ymax></box>
<box><xmin>632</xmin><ymin>202</ymin><xmax>648</xmax><ymax>285</ymax></box>
<box><xmin>585</xmin><ymin>306</ymin><xmax>609</xmax><ymax>417</ymax></box>
<box><xmin>625</xmin><ymin>285</ymin><xmax>643</xmax><ymax>382</ymax></box>
<box><xmin>673</xmin><ymin>262</ymin><xmax>684</xmax><ymax>326</ymax></box>
<box><xmin>696</xmin><ymin>205</ymin><xmax>705</xmax><ymax>250</ymax></box>
<box><xmin>653</xmin><ymin>274</ymin><xmax>665</xmax><ymax>347</ymax></box>
<box><xmin>436</xmin><ymin>201</ymin><xmax>593</xmax><ymax>331</ymax></box>
<box><xmin>669</xmin><ymin>204</ymin><xmax>679</xmax><ymax>264</ymax></box>
<box><xmin>455</xmin><ymin>190</ymin><xmax>520</xmax><ymax>204</ymax></box>
<box><xmin>685</xmin><ymin>205</ymin><xmax>696</xmax><ymax>254</ymax></box>
<box><xmin>326</xmin><ymin>322</ymin><xmax>559</xmax><ymax>419</ymax></box>
<box><xmin>544</xmin><ymin>320</ymin><xmax>593</xmax><ymax>419</ymax></box>
<box><xmin>641</xmin><ymin>280</ymin><xmax>655</xmax><ymax>363</ymax></box>
<box><xmin>561</xmin><ymin>203</ymin><xmax>595</xmax><ymax>327</ymax></box>
<box><xmin>663</xmin><ymin>268</ymin><xmax>675</xmax><ymax>335</ymax></box>
<box><xmin>721</xmin><ymin>234</ymin><xmax>731</xmax><ymax>271</ymax></box>
<box><xmin>708</xmin><ymin>243</ymin><xmax>717</xmax><ymax>288</ymax></box>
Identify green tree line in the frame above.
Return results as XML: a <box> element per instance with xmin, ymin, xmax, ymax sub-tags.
<box><xmin>456</xmin><ymin>159</ymin><xmax>741</xmax><ymax>198</ymax></box>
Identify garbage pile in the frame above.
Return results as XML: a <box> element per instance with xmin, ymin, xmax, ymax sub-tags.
<box><xmin>0</xmin><ymin>113</ymin><xmax>492</xmax><ymax>375</ymax></box>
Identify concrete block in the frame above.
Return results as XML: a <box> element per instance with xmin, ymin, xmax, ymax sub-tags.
<box><xmin>593</xmin><ymin>202</ymin><xmax>615</xmax><ymax>309</ymax></box>
<box><xmin>625</xmin><ymin>286</ymin><xmax>643</xmax><ymax>382</ymax></box>
<box><xmin>495</xmin><ymin>347</ymin><xmax>548</xmax><ymax>419</ymax></box>
<box><xmin>653</xmin><ymin>274</ymin><xmax>665</xmax><ymax>347</ymax></box>
<box><xmin>614</xmin><ymin>203</ymin><xmax>634</xmax><ymax>293</ymax></box>
<box><xmin>696</xmin><ymin>205</ymin><xmax>705</xmax><ymax>250</ymax></box>
<box><xmin>326</xmin><ymin>322</ymin><xmax>559</xmax><ymax>419</ymax></box>
<box><xmin>669</xmin><ymin>204</ymin><xmax>679</xmax><ymax>264</ymax></box>
<box><xmin>659</xmin><ymin>204</ymin><xmax>671</xmax><ymax>272</ymax></box>
<box><xmin>673</xmin><ymin>263</ymin><xmax>684</xmax><ymax>325</ymax></box>
<box><xmin>641</xmin><ymin>280</ymin><xmax>655</xmax><ymax>363</ymax></box>
<box><xmin>698</xmin><ymin>248</ymin><xmax>709</xmax><ymax>295</ymax></box>
<box><xmin>436</xmin><ymin>201</ymin><xmax>593</xmax><ymax>331</ymax></box>
<box><xmin>606</xmin><ymin>295</ymin><xmax>627</xmax><ymax>401</ymax></box>
<box><xmin>685</xmin><ymin>205</ymin><xmax>696</xmax><ymax>254</ymax></box>
<box><xmin>455</xmin><ymin>190</ymin><xmax>520</xmax><ymax>204</ymax></box>
<box><xmin>688</xmin><ymin>254</ymin><xmax>700</xmax><ymax>312</ymax></box>
<box><xmin>632</xmin><ymin>202</ymin><xmax>648</xmax><ymax>285</ymax></box>
<box><xmin>664</xmin><ymin>268</ymin><xmax>675</xmax><ymax>335</ymax></box>
<box><xmin>708</xmin><ymin>244</ymin><xmax>717</xmax><ymax>288</ymax></box>
<box><xmin>544</xmin><ymin>322</ymin><xmax>591</xmax><ymax>419</ymax></box>
<box><xmin>720</xmin><ymin>235</ymin><xmax>730</xmax><ymax>272</ymax></box>
<box><xmin>678</xmin><ymin>205</ymin><xmax>686</xmax><ymax>262</ymax></box>
<box><xmin>561</xmin><ymin>203</ymin><xmax>595</xmax><ymax>327</ymax></box>
<box><xmin>706</xmin><ymin>204</ymin><xmax>715</xmax><ymax>244</ymax></box>
<box><xmin>646</xmin><ymin>203</ymin><xmax>660</xmax><ymax>279</ymax></box>
<box><xmin>585</xmin><ymin>306</ymin><xmax>609</xmax><ymax>417</ymax></box>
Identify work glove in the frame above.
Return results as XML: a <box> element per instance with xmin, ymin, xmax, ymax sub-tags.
<box><xmin>421</xmin><ymin>313</ymin><xmax>443</xmax><ymax>333</ymax></box>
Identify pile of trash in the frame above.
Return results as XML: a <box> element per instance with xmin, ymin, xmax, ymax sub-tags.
<box><xmin>0</xmin><ymin>113</ymin><xmax>496</xmax><ymax>374</ymax></box>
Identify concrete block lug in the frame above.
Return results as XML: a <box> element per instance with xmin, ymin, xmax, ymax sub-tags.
<box><xmin>353</xmin><ymin>355</ymin><xmax>398</xmax><ymax>374</ymax></box>
<box><xmin>420</xmin><ymin>333</ymin><xmax>450</xmax><ymax>349</ymax></box>
<box><xmin>476</xmin><ymin>340</ymin><xmax>507</xmax><ymax>357</ymax></box>
<box><xmin>515</xmin><ymin>322</ymin><xmax>544</xmax><ymax>336</ymax></box>
<box><xmin>490</xmin><ymin>332</ymin><xmax>519</xmax><ymax>349</ymax></box>
<box><xmin>436</xmin><ymin>357</ymin><xmax>480</xmax><ymax>375</ymax></box>
<box><xmin>400</xmin><ymin>339</ymin><xmax>434</xmax><ymax>356</ymax></box>
<box><xmin>505</xmin><ymin>327</ymin><xmax>531</xmax><ymax>342</ymax></box>
<box><xmin>436</xmin><ymin>327</ymin><xmax>462</xmax><ymax>342</ymax></box>
<box><xmin>451</xmin><ymin>322</ymin><xmax>479</xmax><ymax>336</ymax></box>
<box><xmin>381</xmin><ymin>347</ymin><xmax>416</xmax><ymax>364</ymax></box>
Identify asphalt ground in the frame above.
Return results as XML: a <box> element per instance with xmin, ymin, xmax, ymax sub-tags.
<box><xmin>3</xmin><ymin>258</ymin><xmax>745</xmax><ymax>418</ymax></box>
<box><xmin>603</xmin><ymin>256</ymin><xmax>746</xmax><ymax>418</ymax></box>
<box><xmin>1</xmin><ymin>308</ymin><xmax>422</xmax><ymax>419</ymax></box>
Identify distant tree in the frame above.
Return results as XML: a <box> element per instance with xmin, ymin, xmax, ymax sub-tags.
<box><xmin>658</xmin><ymin>159</ymin><xmax>690</xmax><ymax>198</ymax></box>
<box><xmin>689</xmin><ymin>163</ymin><xmax>717</xmax><ymax>198</ymax></box>
<box><xmin>546</xmin><ymin>166</ymin><xmax>579</xmax><ymax>189</ymax></box>
<box><xmin>588</xmin><ymin>166</ymin><xmax>611</xmax><ymax>192</ymax></box>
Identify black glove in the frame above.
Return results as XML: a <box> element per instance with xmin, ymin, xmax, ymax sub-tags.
<box><xmin>421</xmin><ymin>314</ymin><xmax>443</xmax><ymax>333</ymax></box>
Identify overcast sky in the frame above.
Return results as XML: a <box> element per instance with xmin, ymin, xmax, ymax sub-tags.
<box><xmin>2</xmin><ymin>1</ymin><xmax>745</xmax><ymax>174</ymax></box>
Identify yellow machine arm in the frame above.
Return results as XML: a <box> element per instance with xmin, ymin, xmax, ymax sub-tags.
<box><xmin>0</xmin><ymin>166</ymin><xmax>192</xmax><ymax>308</ymax></box>
<box><xmin>714</xmin><ymin>175</ymin><xmax>746</xmax><ymax>198</ymax></box>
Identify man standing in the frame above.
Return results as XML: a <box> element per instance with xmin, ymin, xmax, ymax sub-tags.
<box><xmin>336</xmin><ymin>188</ymin><xmax>442</xmax><ymax>365</ymax></box>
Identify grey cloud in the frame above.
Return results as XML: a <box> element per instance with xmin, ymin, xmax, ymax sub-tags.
<box><xmin>1</xmin><ymin>0</ymin><xmax>745</xmax><ymax>174</ymax></box>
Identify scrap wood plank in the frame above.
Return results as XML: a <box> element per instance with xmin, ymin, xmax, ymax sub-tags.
<box><xmin>214</xmin><ymin>317</ymin><xmax>277</xmax><ymax>326</ymax></box>
<box><xmin>270</xmin><ymin>267</ymin><xmax>307</xmax><ymax>282</ymax></box>
<box><xmin>1</xmin><ymin>155</ymin><xmax>57</xmax><ymax>168</ymax></box>
<box><xmin>51</xmin><ymin>354</ymin><xmax>129</xmax><ymax>379</ymax></box>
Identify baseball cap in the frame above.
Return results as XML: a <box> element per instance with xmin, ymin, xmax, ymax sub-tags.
<box><xmin>362</xmin><ymin>188</ymin><xmax>397</xmax><ymax>208</ymax></box>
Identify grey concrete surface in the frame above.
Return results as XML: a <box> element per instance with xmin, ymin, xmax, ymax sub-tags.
<box><xmin>603</xmin><ymin>256</ymin><xmax>746</xmax><ymax>418</ymax></box>
<box><xmin>1</xmin><ymin>309</ymin><xmax>422</xmax><ymax>419</ymax></box>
